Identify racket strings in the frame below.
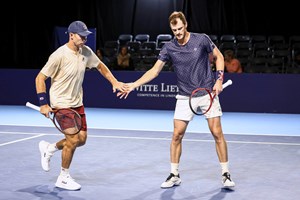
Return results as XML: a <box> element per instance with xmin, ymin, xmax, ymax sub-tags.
<box><xmin>189</xmin><ymin>88</ymin><xmax>213</xmax><ymax>115</ymax></box>
<box><xmin>54</xmin><ymin>109</ymin><xmax>82</xmax><ymax>133</ymax></box>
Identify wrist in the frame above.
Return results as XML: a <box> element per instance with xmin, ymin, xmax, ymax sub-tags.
<box><xmin>216</xmin><ymin>70</ymin><xmax>224</xmax><ymax>82</ymax></box>
<box><xmin>132</xmin><ymin>82</ymin><xmax>139</xmax><ymax>89</ymax></box>
<box><xmin>37</xmin><ymin>92</ymin><xmax>48</xmax><ymax>106</ymax></box>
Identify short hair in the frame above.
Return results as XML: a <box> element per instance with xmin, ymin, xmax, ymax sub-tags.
<box><xmin>224</xmin><ymin>49</ymin><xmax>235</xmax><ymax>57</ymax></box>
<box><xmin>224</xmin><ymin>49</ymin><xmax>235</xmax><ymax>61</ymax></box>
<box><xmin>169</xmin><ymin>11</ymin><xmax>187</xmax><ymax>26</ymax></box>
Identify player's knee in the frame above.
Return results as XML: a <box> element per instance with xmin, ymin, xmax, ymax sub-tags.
<box><xmin>212</xmin><ymin>133</ymin><xmax>224</xmax><ymax>143</ymax></box>
<box><xmin>65</xmin><ymin>139</ymin><xmax>79</xmax><ymax>149</ymax></box>
<box><xmin>172</xmin><ymin>133</ymin><xmax>184</xmax><ymax>143</ymax></box>
<box><xmin>77</xmin><ymin>139</ymin><xmax>86</xmax><ymax>147</ymax></box>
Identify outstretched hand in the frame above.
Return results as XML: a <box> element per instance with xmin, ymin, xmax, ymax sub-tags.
<box><xmin>112</xmin><ymin>81</ymin><xmax>126</xmax><ymax>93</ymax></box>
<box><xmin>116</xmin><ymin>82</ymin><xmax>135</xmax><ymax>99</ymax></box>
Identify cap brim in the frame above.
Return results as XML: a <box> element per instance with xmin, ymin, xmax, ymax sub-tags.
<box><xmin>78</xmin><ymin>30</ymin><xmax>92</xmax><ymax>37</ymax></box>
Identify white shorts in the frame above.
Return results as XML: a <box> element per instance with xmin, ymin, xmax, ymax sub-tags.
<box><xmin>174</xmin><ymin>94</ymin><xmax>223</xmax><ymax>121</ymax></box>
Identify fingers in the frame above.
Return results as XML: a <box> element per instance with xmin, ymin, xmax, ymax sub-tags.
<box><xmin>40</xmin><ymin>105</ymin><xmax>53</xmax><ymax>118</ymax></box>
<box><xmin>113</xmin><ymin>82</ymin><xmax>136</xmax><ymax>99</ymax></box>
<box><xmin>117</xmin><ymin>91</ymin><xmax>129</xmax><ymax>99</ymax></box>
<box><xmin>213</xmin><ymin>89</ymin><xmax>221</xmax><ymax>96</ymax></box>
<box><xmin>213</xmin><ymin>83</ymin><xmax>223</xmax><ymax>96</ymax></box>
<box><xmin>113</xmin><ymin>82</ymin><xmax>127</xmax><ymax>93</ymax></box>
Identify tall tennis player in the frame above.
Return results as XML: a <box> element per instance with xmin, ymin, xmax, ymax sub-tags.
<box><xmin>118</xmin><ymin>11</ymin><xmax>235</xmax><ymax>190</ymax></box>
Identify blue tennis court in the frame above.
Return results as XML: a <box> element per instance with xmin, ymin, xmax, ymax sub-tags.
<box><xmin>0</xmin><ymin>105</ymin><xmax>299</xmax><ymax>200</ymax></box>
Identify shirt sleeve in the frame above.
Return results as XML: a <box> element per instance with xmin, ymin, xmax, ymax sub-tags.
<box><xmin>157</xmin><ymin>44</ymin><xmax>170</xmax><ymax>63</ymax></box>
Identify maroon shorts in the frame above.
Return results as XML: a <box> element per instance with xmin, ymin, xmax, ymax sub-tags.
<box><xmin>71</xmin><ymin>105</ymin><xmax>87</xmax><ymax>131</ymax></box>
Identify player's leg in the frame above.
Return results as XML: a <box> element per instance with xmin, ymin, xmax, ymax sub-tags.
<box><xmin>171</xmin><ymin>119</ymin><xmax>188</xmax><ymax>164</ymax></box>
<box><xmin>55</xmin><ymin>110</ymin><xmax>87</xmax><ymax>190</ymax></box>
<box><xmin>205</xmin><ymin>96</ymin><xmax>228</xmax><ymax>164</ymax></box>
<box><xmin>207</xmin><ymin>117</ymin><xmax>235</xmax><ymax>188</ymax></box>
<box><xmin>161</xmin><ymin>96</ymin><xmax>192</xmax><ymax>189</ymax></box>
<box><xmin>205</xmin><ymin>96</ymin><xmax>235</xmax><ymax>188</ymax></box>
<box><xmin>161</xmin><ymin>119</ymin><xmax>188</xmax><ymax>188</ymax></box>
<box><xmin>39</xmin><ymin>106</ymin><xmax>87</xmax><ymax>173</ymax></box>
<box><xmin>55</xmin><ymin>131</ymin><xmax>86</xmax><ymax>190</ymax></box>
<box><xmin>39</xmin><ymin>128</ymin><xmax>86</xmax><ymax>173</ymax></box>
<box><xmin>207</xmin><ymin>117</ymin><xmax>228</xmax><ymax>162</ymax></box>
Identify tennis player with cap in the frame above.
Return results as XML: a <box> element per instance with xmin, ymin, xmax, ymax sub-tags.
<box><xmin>35</xmin><ymin>20</ymin><xmax>125</xmax><ymax>190</ymax></box>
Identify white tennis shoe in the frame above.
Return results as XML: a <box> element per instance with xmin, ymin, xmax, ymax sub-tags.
<box><xmin>222</xmin><ymin>172</ymin><xmax>235</xmax><ymax>189</ymax></box>
<box><xmin>161</xmin><ymin>173</ymin><xmax>181</xmax><ymax>188</ymax></box>
<box><xmin>39</xmin><ymin>140</ymin><xmax>53</xmax><ymax>172</ymax></box>
<box><xmin>55</xmin><ymin>175</ymin><xmax>81</xmax><ymax>190</ymax></box>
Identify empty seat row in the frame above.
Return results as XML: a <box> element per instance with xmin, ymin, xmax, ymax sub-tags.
<box><xmin>101</xmin><ymin>33</ymin><xmax>300</xmax><ymax>73</ymax></box>
<box><xmin>209</xmin><ymin>34</ymin><xmax>300</xmax><ymax>47</ymax></box>
<box><xmin>117</xmin><ymin>33</ymin><xmax>173</xmax><ymax>48</ymax></box>
<box><xmin>102</xmin><ymin>33</ymin><xmax>173</xmax><ymax>57</ymax></box>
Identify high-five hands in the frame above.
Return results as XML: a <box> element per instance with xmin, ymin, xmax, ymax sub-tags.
<box><xmin>112</xmin><ymin>81</ymin><xmax>127</xmax><ymax>93</ymax></box>
<box><xmin>116</xmin><ymin>82</ymin><xmax>135</xmax><ymax>99</ymax></box>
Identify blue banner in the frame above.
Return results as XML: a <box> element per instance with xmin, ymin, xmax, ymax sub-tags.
<box><xmin>0</xmin><ymin>69</ymin><xmax>299</xmax><ymax>114</ymax></box>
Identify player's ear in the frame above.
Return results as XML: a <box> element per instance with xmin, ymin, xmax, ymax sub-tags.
<box><xmin>70</xmin><ymin>33</ymin><xmax>75</xmax><ymax>40</ymax></box>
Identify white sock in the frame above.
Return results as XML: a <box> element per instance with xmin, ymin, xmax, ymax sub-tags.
<box><xmin>48</xmin><ymin>143</ymin><xmax>58</xmax><ymax>154</ymax></box>
<box><xmin>171</xmin><ymin>163</ymin><xmax>179</xmax><ymax>175</ymax></box>
<box><xmin>60</xmin><ymin>167</ymin><xmax>70</xmax><ymax>177</ymax></box>
<box><xmin>220</xmin><ymin>161</ymin><xmax>229</xmax><ymax>175</ymax></box>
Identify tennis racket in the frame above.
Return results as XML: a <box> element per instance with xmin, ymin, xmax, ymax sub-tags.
<box><xmin>189</xmin><ymin>79</ymin><xmax>233</xmax><ymax>115</ymax></box>
<box><xmin>26</xmin><ymin>102</ymin><xmax>82</xmax><ymax>135</ymax></box>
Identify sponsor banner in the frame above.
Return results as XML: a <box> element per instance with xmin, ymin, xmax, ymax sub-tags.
<box><xmin>83</xmin><ymin>71</ymin><xmax>178</xmax><ymax>110</ymax></box>
<box><xmin>0</xmin><ymin>69</ymin><xmax>299</xmax><ymax>114</ymax></box>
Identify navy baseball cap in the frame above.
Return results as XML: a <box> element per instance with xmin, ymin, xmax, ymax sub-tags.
<box><xmin>67</xmin><ymin>21</ymin><xmax>92</xmax><ymax>36</ymax></box>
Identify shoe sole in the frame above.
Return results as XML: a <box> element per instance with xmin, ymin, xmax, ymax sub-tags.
<box><xmin>55</xmin><ymin>184</ymin><xmax>81</xmax><ymax>191</ymax></box>
<box><xmin>161</xmin><ymin>181</ymin><xmax>181</xmax><ymax>189</ymax></box>
<box><xmin>223</xmin><ymin>183</ymin><xmax>235</xmax><ymax>190</ymax></box>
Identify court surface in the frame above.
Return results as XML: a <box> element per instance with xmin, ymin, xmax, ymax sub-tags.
<box><xmin>0</xmin><ymin>105</ymin><xmax>299</xmax><ymax>200</ymax></box>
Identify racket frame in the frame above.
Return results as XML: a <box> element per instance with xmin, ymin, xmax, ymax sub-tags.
<box><xmin>189</xmin><ymin>79</ymin><xmax>233</xmax><ymax>116</ymax></box>
<box><xmin>26</xmin><ymin>102</ymin><xmax>82</xmax><ymax>135</ymax></box>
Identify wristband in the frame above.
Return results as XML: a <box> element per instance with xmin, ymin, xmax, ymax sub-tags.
<box><xmin>37</xmin><ymin>92</ymin><xmax>48</xmax><ymax>106</ymax></box>
<box><xmin>216</xmin><ymin>70</ymin><xmax>224</xmax><ymax>82</ymax></box>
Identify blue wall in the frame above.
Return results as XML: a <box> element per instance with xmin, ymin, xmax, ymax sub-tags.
<box><xmin>0</xmin><ymin>69</ymin><xmax>299</xmax><ymax>114</ymax></box>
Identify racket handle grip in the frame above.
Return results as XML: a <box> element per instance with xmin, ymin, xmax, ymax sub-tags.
<box><xmin>222</xmin><ymin>79</ymin><xmax>233</xmax><ymax>89</ymax></box>
<box><xmin>26</xmin><ymin>102</ymin><xmax>40</xmax><ymax>111</ymax></box>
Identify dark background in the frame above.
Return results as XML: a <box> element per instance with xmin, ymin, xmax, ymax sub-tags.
<box><xmin>1</xmin><ymin>0</ymin><xmax>298</xmax><ymax>69</ymax></box>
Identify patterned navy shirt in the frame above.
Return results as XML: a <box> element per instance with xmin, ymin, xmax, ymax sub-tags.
<box><xmin>158</xmin><ymin>33</ymin><xmax>216</xmax><ymax>96</ymax></box>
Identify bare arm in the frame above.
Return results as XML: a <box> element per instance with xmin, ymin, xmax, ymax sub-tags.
<box><xmin>35</xmin><ymin>72</ymin><xmax>48</xmax><ymax>94</ymax></box>
<box><xmin>130</xmin><ymin>60</ymin><xmax>165</xmax><ymax>88</ymax></box>
<box><xmin>35</xmin><ymin>72</ymin><xmax>52</xmax><ymax>117</ymax></box>
<box><xmin>97</xmin><ymin>61</ymin><xmax>125</xmax><ymax>92</ymax></box>
<box><xmin>212</xmin><ymin>47</ymin><xmax>225</xmax><ymax>95</ymax></box>
<box><xmin>118</xmin><ymin>59</ymin><xmax>165</xmax><ymax>99</ymax></box>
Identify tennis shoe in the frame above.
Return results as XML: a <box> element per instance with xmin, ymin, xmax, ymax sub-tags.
<box><xmin>39</xmin><ymin>140</ymin><xmax>53</xmax><ymax>172</ymax></box>
<box><xmin>161</xmin><ymin>173</ymin><xmax>181</xmax><ymax>188</ymax></box>
<box><xmin>222</xmin><ymin>172</ymin><xmax>235</xmax><ymax>189</ymax></box>
<box><xmin>55</xmin><ymin>174</ymin><xmax>81</xmax><ymax>190</ymax></box>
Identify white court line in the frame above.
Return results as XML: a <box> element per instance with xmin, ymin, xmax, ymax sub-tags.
<box><xmin>2</xmin><ymin>124</ymin><xmax>299</xmax><ymax>137</ymax></box>
<box><xmin>0</xmin><ymin>131</ymin><xmax>50</xmax><ymax>135</ymax></box>
<box><xmin>1</xmin><ymin>131</ymin><xmax>299</xmax><ymax>146</ymax></box>
<box><xmin>89</xmin><ymin>135</ymin><xmax>300</xmax><ymax>146</ymax></box>
<box><xmin>0</xmin><ymin>134</ymin><xmax>45</xmax><ymax>147</ymax></box>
